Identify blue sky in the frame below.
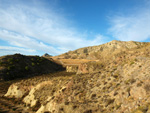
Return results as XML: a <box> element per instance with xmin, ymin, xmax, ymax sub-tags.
<box><xmin>0</xmin><ymin>0</ymin><xmax>150</xmax><ymax>56</ymax></box>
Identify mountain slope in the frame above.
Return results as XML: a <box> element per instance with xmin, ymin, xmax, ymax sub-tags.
<box><xmin>54</xmin><ymin>40</ymin><xmax>148</xmax><ymax>60</ymax></box>
<box><xmin>3</xmin><ymin>40</ymin><xmax>150</xmax><ymax>113</ymax></box>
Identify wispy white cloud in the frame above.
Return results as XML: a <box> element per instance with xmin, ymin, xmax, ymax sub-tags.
<box><xmin>0</xmin><ymin>46</ymin><xmax>36</xmax><ymax>55</ymax></box>
<box><xmin>108</xmin><ymin>1</ymin><xmax>150</xmax><ymax>41</ymax></box>
<box><xmin>0</xmin><ymin>0</ymin><xmax>106</xmax><ymax>56</ymax></box>
<box><xmin>0</xmin><ymin>29</ymin><xmax>62</xmax><ymax>55</ymax></box>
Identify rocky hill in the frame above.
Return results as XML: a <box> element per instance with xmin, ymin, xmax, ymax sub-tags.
<box><xmin>0</xmin><ymin>54</ymin><xmax>65</xmax><ymax>81</ymax></box>
<box><xmin>42</xmin><ymin>53</ymin><xmax>52</xmax><ymax>57</ymax></box>
<box><xmin>2</xmin><ymin>40</ymin><xmax>150</xmax><ymax>113</ymax></box>
<box><xmin>54</xmin><ymin>40</ymin><xmax>148</xmax><ymax>60</ymax></box>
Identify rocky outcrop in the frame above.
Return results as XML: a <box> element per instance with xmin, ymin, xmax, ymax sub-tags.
<box><xmin>5</xmin><ymin>83</ymin><xmax>32</xmax><ymax>98</ymax></box>
<box><xmin>42</xmin><ymin>53</ymin><xmax>52</xmax><ymax>57</ymax></box>
<box><xmin>23</xmin><ymin>81</ymin><xmax>52</xmax><ymax>107</ymax></box>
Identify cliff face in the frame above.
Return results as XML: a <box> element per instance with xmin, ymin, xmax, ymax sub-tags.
<box><xmin>3</xmin><ymin>41</ymin><xmax>150</xmax><ymax>113</ymax></box>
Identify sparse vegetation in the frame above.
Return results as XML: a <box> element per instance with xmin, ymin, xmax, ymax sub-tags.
<box><xmin>25</xmin><ymin>66</ymin><xmax>29</xmax><ymax>70</ymax></box>
<box><xmin>32</xmin><ymin>62</ymin><xmax>35</xmax><ymax>66</ymax></box>
<box><xmin>0</xmin><ymin>54</ymin><xmax>65</xmax><ymax>80</ymax></box>
<box><xmin>130</xmin><ymin>61</ymin><xmax>135</xmax><ymax>65</ymax></box>
<box><xmin>1</xmin><ymin>41</ymin><xmax>150</xmax><ymax>113</ymax></box>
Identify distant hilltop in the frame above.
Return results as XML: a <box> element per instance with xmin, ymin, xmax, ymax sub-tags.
<box><xmin>53</xmin><ymin>40</ymin><xmax>148</xmax><ymax>60</ymax></box>
<box><xmin>42</xmin><ymin>53</ymin><xmax>52</xmax><ymax>57</ymax></box>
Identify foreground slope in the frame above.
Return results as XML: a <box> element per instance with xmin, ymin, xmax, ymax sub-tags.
<box><xmin>3</xmin><ymin>40</ymin><xmax>150</xmax><ymax>113</ymax></box>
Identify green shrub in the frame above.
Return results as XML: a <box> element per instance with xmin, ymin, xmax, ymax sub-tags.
<box><xmin>126</xmin><ymin>87</ymin><xmax>131</xmax><ymax>92</ymax></box>
<box><xmin>106</xmin><ymin>98</ymin><xmax>115</xmax><ymax>106</ymax></box>
<box><xmin>137</xmin><ymin>82</ymin><xmax>142</xmax><ymax>87</ymax></box>
<box><xmin>0</xmin><ymin>61</ymin><xmax>2</xmax><ymax>65</ymax></box>
<box><xmin>25</xmin><ymin>66</ymin><xmax>29</xmax><ymax>70</ymax></box>
<box><xmin>132</xmin><ymin>105</ymin><xmax>148</xmax><ymax>113</ymax></box>
<box><xmin>32</xmin><ymin>62</ymin><xmax>35</xmax><ymax>66</ymax></box>
<box><xmin>13</xmin><ymin>108</ymin><xmax>16</xmax><ymax>111</ymax></box>
<box><xmin>83</xmin><ymin>48</ymin><xmax>88</xmax><ymax>53</ymax></box>
<box><xmin>9</xmin><ymin>61</ymin><xmax>13</xmax><ymax>64</ymax></box>
<box><xmin>7</xmin><ymin>66</ymin><xmax>11</xmax><ymax>70</ymax></box>
<box><xmin>125</xmin><ymin>79</ymin><xmax>130</xmax><ymax>84</ymax></box>
<box><xmin>130</xmin><ymin>61</ymin><xmax>134</xmax><ymax>65</ymax></box>
<box><xmin>40</xmin><ymin>57</ymin><xmax>45</xmax><ymax>62</ymax></box>
<box><xmin>37</xmin><ymin>57</ymin><xmax>40</xmax><ymax>61</ymax></box>
<box><xmin>134</xmin><ymin>58</ymin><xmax>138</xmax><ymax>62</ymax></box>
<box><xmin>8</xmin><ymin>58</ymin><xmax>13</xmax><ymax>62</ymax></box>
<box><xmin>113</xmin><ymin>72</ymin><xmax>120</xmax><ymax>79</ymax></box>
<box><xmin>115</xmin><ymin>104</ymin><xmax>121</xmax><ymax>109</ymax></box>
<box><xmin>15</xmin><ymin>59</ymin><xmax>19</xmax><ymax>62</ymax></box>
